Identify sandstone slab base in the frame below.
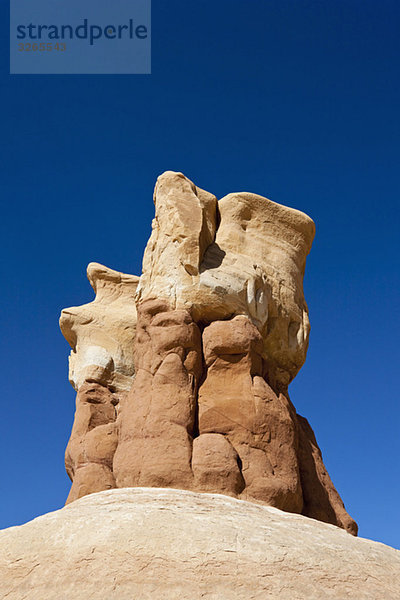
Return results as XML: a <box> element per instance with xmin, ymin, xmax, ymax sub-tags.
<box><xmin>1</xmin><ymin>488</ymin><xmax>399</xmax><ymax>600</ymax></box>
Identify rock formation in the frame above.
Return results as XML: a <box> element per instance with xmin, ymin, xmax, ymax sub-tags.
<box><xmin>60</xmin><ymin>262</ymin><xmax>138</xmax><ymax>503</ymax></box>
<box><xmin>60</xmin><ymin>171</ymin><xmax>357</xmax><ymax>535</ymax></box>
<box><xmin>1</xmin><ymin>488</ymin><xmax>399</xmax><ymax>600</ymax></box>
<box><xmin>60</xmin><ymin>262</ymin><xmax>139</xmax><ymax>394</ymax></box>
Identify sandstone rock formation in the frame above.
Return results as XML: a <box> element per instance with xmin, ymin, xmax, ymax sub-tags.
<box><xmin>1</xmin><ymin>488</ymin><xmax>399</xmax><ymax>600</ymax></box>
<box><xmin>113</xmin><ymin>300</ymin><xmax>202</xmax><ymax>490</ymax></box>
<box><xmin>60</xmin><ymin>262</ymin><xmax>139</xmax><ymax>393</ymax></box>
<box><xmin>64</xmin><ymin>382</ymin><xmax>119</xmax><ymax>504</ymax></box>
<box><xmin>59</xmin><ymin>171</ymin><xmax>357</xmax><ymax>535</ymax></box>
<box><xmin>137</xmin><ymin>171</ymin><xmax>315</xmax><ymax>388</ymax></box>
<box><xmin>60</xmin><ymin>263</ymin><xmax>139</xmax><ymax>503</ymax></box>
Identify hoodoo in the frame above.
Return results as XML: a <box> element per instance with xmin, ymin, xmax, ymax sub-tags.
<box><xmin>60</xmin><ymin>171</ymin><xmax>356</xmax><ymax>534</ymax></box>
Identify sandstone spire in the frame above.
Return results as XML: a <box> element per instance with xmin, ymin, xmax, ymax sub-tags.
<box><xmin>60</xmin><ymin>171</ymin><xmax>357</xmax><ymax>535</ymax></box>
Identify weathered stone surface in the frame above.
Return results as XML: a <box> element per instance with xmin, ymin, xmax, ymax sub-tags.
<box><xmin>60</xmin><ymin>262</ymin><xmax>139</xmax><ymax>394</ymax></box>
<box><xmin>213</xmin><ymin>192</ymin><xmax>315</xmax><ymax>388</ymax></box>
<box><xmin>113</xmin><ymin>299</ymin><xmax>202</xmax><ymax>489</ymax></box>
<box><xmin>58</xmin><ymin>171</ymin><xmax>356</xmax><ymax>535</ymax></box>
<box><xmin>137</xmin><ymin>171</ymin><xmax>315</xmax><ymax>387</ymax></box>
<box><xmin>138</xmin><ymin>171</ymin><xmax>217</xmax><ymax>284</ymax></box>
<box><xmin>1</xmin><ymin>488</ymin><xmax>398</xmax><ymax>600</ymax></box>
<box><xmin>60</xmin><ymin>263</ymin><xmax>139</xmax><ymax>502</ymax></box>
<box><xmin>65</xmin><ymin>382</ymin><xmax>119</xmax><ymax>504</ymax></box>
<box><xmin>197</xmin><ymin>316</ymin><xmax>303</xmax><ymax>512</ymax></box>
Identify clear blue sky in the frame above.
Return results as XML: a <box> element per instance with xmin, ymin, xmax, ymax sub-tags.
<box><xmin>1</xmin><ymin>1</ymin><xmax>399</xmax><ymax>549</ymax></box>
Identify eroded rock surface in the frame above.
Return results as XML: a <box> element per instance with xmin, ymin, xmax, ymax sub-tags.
<box><xmin>65</xmin><ymin>382</ymin><xmax>118</xmax><ymax>504</ymax></box>
<box><xmin>1</xmin><ymin>489</ymin><xmax>398</xmax><ymax>600</ymax></box>
<box><xmin>137</xmin><ymin>171</ymin><xmax>315</xmax><ymax>388</ymax></box>
<box><xmin>196</xmin><ymin>316</ymin><xmax>303</xmax><ymax>513</ymax></box>
<box><xmin>60</xmin><ymin>262</ymin><xmax>139</xmax><ymax>394</ymax></box>
<box><xmin>113</xmin><ymin>299</ymin><xmax>202</xmax><ymax>490</ymax></box>
<box><xmin>59</xmin><ymin>171</ymin><xmax>356</xmax><ymax>534</ymax></box>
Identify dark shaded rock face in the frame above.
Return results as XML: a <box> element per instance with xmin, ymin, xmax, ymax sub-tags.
<box><xmin>60</xmin><ymin>171</ymin><xmax>357</xmax><ymax>535</ymax></box>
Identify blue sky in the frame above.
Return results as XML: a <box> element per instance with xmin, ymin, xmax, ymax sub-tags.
<box><xmin>1</xmin><ymin>0</ymin><xmax>399</xmax><ymax>548</ymax></box>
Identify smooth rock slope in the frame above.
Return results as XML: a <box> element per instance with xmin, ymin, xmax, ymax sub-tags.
<box><xmin>1</xmin><ymin>488</ymin><xmax>399</xmax><ymax>600</ymax></box>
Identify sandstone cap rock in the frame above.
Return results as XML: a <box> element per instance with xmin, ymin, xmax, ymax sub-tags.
<box><xmin>60</xmin><ymin>262</ymin><xmax>139</xmax><ymax>393</ymax></box>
